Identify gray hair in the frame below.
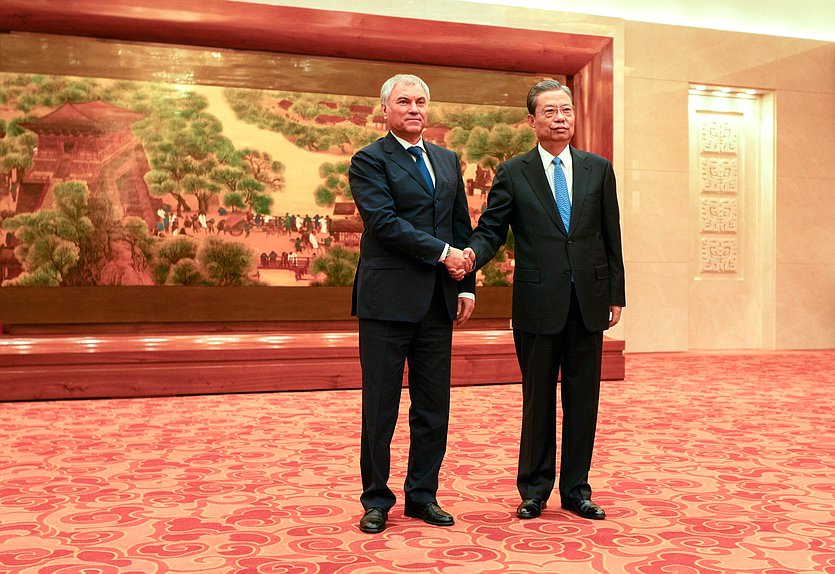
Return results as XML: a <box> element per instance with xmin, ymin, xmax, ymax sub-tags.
<box><xmin>526</xmin><ymin>79</ymin><xmax>574</xmax><ymax>114</ymax></box>
<box><xmin>380</xmin><ymin>74</ymin><xmax>431</xmax><ymax>106</ymax></box>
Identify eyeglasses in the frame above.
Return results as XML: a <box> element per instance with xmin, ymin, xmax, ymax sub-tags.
<box><xmin>538</xmin><ymin>106</ymin><xmax>574</xmax><ymax>119</ymax></box>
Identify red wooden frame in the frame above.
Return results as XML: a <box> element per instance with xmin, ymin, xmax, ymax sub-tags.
<box><xmin>0</xmin><ymin>0</ymin><xmax>614</xmax><ymax>327</ymax></box>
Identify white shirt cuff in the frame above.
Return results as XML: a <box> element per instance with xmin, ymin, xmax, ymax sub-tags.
<box><xmin>438</xmin><ymin>243</ymin><xmax>450</xmax><ymax>262</ymax></box>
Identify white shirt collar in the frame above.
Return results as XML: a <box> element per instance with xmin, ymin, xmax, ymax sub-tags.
<box><xmin>537</xmin><ymin>143</ymin><xmax>574</xmax><ymax>201</ymax></box>
<box><xmin>391</xmin><ymin>132</ymin><xmax>426</xmax><ymax>152</ymax></box>
<box><xmin>536</xmin><ymin>143</ymin><xmax>572</xmax><ymax>172</ymax></box>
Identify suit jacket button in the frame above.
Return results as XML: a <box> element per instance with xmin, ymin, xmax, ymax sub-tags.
<box><xmin>565</xmin><ymin>269</ymin><xmax>571</xmax><ymax>275</ymax></box>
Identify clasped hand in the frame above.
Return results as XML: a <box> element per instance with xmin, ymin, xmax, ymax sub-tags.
<box><xmin>443</xmin><ymin>247</ymin><xmax>475</xmax><ymax>281</ymax></box>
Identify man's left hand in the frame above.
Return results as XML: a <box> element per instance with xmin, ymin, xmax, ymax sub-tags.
<box><xmin>457</xmin><ymin>297</ymin><xmax>475</xmax><ymax>326</ymax></box>
<box><xmin>609</xmin><ymin>305</ymin><xmax>622</xmax><ymax>328</ymax></box>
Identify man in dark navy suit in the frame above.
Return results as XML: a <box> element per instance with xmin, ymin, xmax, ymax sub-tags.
<box><xmin>349</xmin><ymin>74</ymin><xmax>475</xmax><ymax>534</ymax></box>
<box><xmin>465</xmin><ymin>79</ymin><xmax>625</xmax><ymax>521</ymax></box>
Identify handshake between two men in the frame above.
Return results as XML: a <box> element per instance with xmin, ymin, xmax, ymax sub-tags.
<box><xmin>442</xmin><ymin>247</ymin><xmax>476</xmax><ymax>282</ymax></box>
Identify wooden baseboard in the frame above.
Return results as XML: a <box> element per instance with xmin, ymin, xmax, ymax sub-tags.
<box><xmin>0</xmin><ymin>330</ymin><xmax>625</xmax><ymax>401</ymax></box>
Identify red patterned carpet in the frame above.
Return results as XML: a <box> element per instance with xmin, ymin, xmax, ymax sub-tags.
<box><xmin>1</xmin><ymin>351</ymin><xmax>834</xmax><ymax>574</ymax></box>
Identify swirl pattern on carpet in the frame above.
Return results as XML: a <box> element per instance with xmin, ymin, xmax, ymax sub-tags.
<box><xmin>1</xmin><ymin>351</ymin><xmax>834</xmax><ymax>573</ymax></box>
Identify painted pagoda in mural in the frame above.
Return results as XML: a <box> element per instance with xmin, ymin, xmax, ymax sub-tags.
<box><xmin>16</xmin><ymin>100</ymin><xmax>160</xmax><ymax>225</ymax></box>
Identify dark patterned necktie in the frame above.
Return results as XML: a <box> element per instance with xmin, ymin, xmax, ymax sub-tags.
<box><xmin>408</xmin><ymin>146</ymin><xmax>435</xmax><ymax>192</ymax></box>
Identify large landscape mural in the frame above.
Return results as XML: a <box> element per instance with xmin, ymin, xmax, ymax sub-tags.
<box><xmin>0</xmin><ymin>74</ymin><xmax>532</xmax><ymax>288</ymax></box>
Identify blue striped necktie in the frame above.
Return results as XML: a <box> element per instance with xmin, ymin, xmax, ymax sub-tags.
<box><xmin>553</xmin><ymin>157</ymin><xmax>571</xmax><ymax>233</ymax></box>
<box><xmin>407</xmin><ymin>146</ymin><xmax>434</xmax><ymax>192</ymax></box>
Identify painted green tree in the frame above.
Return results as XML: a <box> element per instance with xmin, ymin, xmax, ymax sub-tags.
<box><xmin>120</xmin><ymin>216</ymin><xmax>155</xmax><ymax>272</ymax></box>
<box><xmin>150</xmin><ymin>235</ymin><xmax>258</xmax><ymax>286</ymax></box>
<box><xmin>2</xmin><ymin>181</ymin><xmax>99</xmax><ymax>286</ymax></box>
<box><xmin>0</xmin><ymin>119</ymin><xmax>37</xmax><ymax>203</ymax></box>
<box><xmin>139</xmin><ymin>94</ymin><xmax>223</xmax><ymax>215</ymax></box>
<box><xmin>2</xmin><ymin>178</ymin><xmax>164</xmax><ymax>286</ymax></box>
<box><xmin>310</xmin><ymin>246</ymin><xmax>359</xmax><ymax>286</ymax></box>
<box><xmin>199</xmin><ymin>236</ymin><xmax>257</xmax><ymax>286</ymax></box>
<box><xmin>210</xmin><ymin>148</ymin><xmax>284</xmax><ymax>215</ymax></box>
<box><xmin>447</xmin><ymin>123</ymin><xmax>534</xmax><ymax>174</ymax></box>
<box><xmin>315</xmin><ymin>161</ymin><xmax>351</xmax><ymax>207</ymax></box>
<box><xmin>152</xmin><ymin>235</ymin><xmax>200</xmax><ymax>285</ymax></box>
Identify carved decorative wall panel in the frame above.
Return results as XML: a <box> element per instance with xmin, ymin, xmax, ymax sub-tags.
<box><xmin>700</xmin><ymin>237</ymin><xmax>738</xmax><ymax>273</ymax></box>
<box><xmin>699</xmin><ymin>157</ymin><xmax>739</xmax><ymax>193</ymax></box>
<box><xmin>697</xmin><ymin>114</ymin><xmax>742</xmax><ymax>275</ymax></box>
<box><xmin>699</xmin><ymin>120</ymin><xmax>739</xmax><ymax>153</ymax></box>
<box><xmin>700</xmin><ymin>197</ymin><xmax>739</xmax><ymax>233</ymax></box>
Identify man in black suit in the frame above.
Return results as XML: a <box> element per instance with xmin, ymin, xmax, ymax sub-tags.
<box><xmin>464</xmin><ymin>79</ymin><xmax>625</xmax><ymax>521</ymax></box>
<box><xmin>349</xmin><ymin>74</ymin><xmax>476</xmax><ymax>534</ymax></box>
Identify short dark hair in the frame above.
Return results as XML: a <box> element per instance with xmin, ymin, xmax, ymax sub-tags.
<box><xmin>526</xmin><ymin>79</ymin><xmax>574</xmax><ymax>115</ymax></box>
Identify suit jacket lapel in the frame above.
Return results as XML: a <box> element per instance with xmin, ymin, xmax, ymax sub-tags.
<box><xmin>383</xmin><ymin>133</ymin><xmax>435</xmax><ymax>196</ymax></box>
<box><xmin>568</xmin><ymin>147</ymin><xmax>591</xmax><ymax>235</ymax></box>
<box><xmin>424</xmin><ymin>143</ymin><xmax>448</xmax><ymax>197</ymax></box>
<box><xmin>521</xmin><ymin>147</ymin><xmax>564</xmax><ymax>233</ymax></box>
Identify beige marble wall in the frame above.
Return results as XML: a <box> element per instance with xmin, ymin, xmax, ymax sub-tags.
<box><xmin>619</xmin><ymin>77</ymin><xmax>687</xmax><ymax>351</ymax></box>
<box><xmin>261</xmin><ymin>0</ymin><xmax>835</xmax><ymax>351</ymax></box>
<box><xmin>623</xmin><ymin>22</ymin><xmax>835</xmax><ymax>350</ymax></box>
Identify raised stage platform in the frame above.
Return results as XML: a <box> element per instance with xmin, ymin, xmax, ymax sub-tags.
<box><xmin>0</xmin><ymin>330</ymin><xmax>625</xmax><ymax>402</ymax></box>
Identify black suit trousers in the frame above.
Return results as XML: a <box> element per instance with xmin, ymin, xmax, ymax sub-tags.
<box><xmin>358</xmin><ymin>270</ymin><xmax>453</xmax><ymax>510</ymax></box>
<box><xmin>514</xmin><ymin>285</ymin><xmax>604</xmax><ymax>504</ymax></box>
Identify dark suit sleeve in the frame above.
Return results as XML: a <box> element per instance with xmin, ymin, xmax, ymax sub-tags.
<box><xmin>451</xmin><ymin>152</ymin><xmax>477</xmax><ymax>294</ymax></box>
<box><xmin>349</xmin><ymin>147</ymin><xmax>446</xmax><ymax>263</ymax></box>
<box><xmin>601</xmin><ymin>161</ymin><xmax>626</xmax><ymax>307</ymax></box>
<box><xmin>469</xmin><ymin>162</ymin><xmax>514</xmax><ymax>270</ymax></box>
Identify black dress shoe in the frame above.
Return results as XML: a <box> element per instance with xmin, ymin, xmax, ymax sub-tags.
<box><xmin>404</xmin><ymin>502</ymin><xmax>454</xmax><ymax>526</ymax></box>
<box><xmin>561</xmin><ymin>498</ymin><xmax>606</xmax><ymax>520</ymax></box>
<box><xmin>359</xmin><ymin>508</ymin><xmax>388</xmax><ymax>533</ymax></box>
<box><xmin>516</xmin><ymin>498</ymin><xmax>546</xmax><ymax>519</ymax></box>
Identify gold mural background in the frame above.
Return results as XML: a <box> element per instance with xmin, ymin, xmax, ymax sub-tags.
<box><xmin>0</xmin><ymin>34</ymin><xmax>545</xmax><ymax>289</ymax></box>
